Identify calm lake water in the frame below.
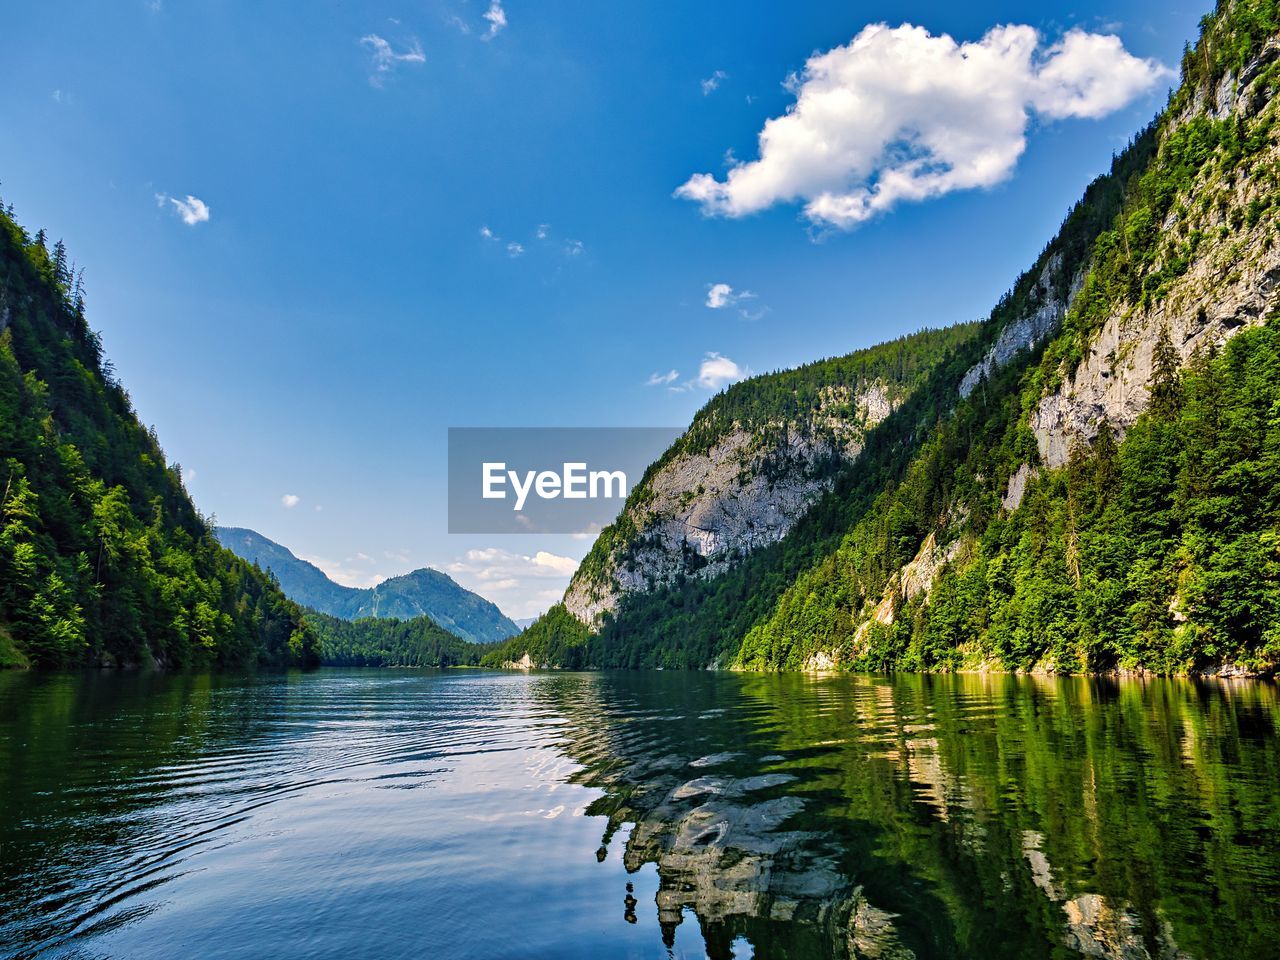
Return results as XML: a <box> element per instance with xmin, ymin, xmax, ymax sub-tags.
<box><xmin>0</xmin><ymin>669</ymin><xmax>1277</xmax><ymax>960</ymax></box>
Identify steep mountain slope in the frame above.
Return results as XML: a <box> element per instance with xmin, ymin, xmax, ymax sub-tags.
<box><xmin>739</xmin><ymin>0</ymin><xmax>1280</xmax><ymax>676</ymax></box>
<box><xmin>492</xmin><ymin>0</ymin><xmax>1280</xmax><ymax>675</ymax></box>
<box><xmin>563</xmin><ymin>326</ymin><xmax>980</xmax><ymax>625</ymax></box>
<box><xmin>216</xmin><ymin>526</ymin><xmax>519</xmax><ymax>643</ymax></box>
<box><xmin>0</xmin><ymin>205</ymin><xmax>316</xmax><ymax>669</ymax></box>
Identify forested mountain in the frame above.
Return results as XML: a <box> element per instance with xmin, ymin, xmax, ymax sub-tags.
<box><xmin>304</xmin><ymin>611</ymin><xmax>490</xmax><ymax>667</ymax></box>
<box><xmin>216</xmin><ymin>526</ymin><xmax>518</xmax><ymax>643</ymax></box>
<box><xmin>0</xmin><ymin>203</ymin><xmax>317</xmax><ymax>669</ymax></box>
<box><xmin>489</xmin><ymin>0</ymin><xmax>1280</xmax><ymax>676</ymax></box>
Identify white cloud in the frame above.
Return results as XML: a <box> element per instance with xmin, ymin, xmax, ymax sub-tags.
<box><xmin>646</xmin><ymin>369</ymin><xmax>679</xmax><ymax>386</ymax></box>
<box><xmin>446</xmin><ymin>14</ymin><xmax>472</xmax><ymax>35</ymax></box>
<box><xmin>533</xmin><ymin>551</ymin><xmax>578</xmax><ymax>575</ymax></box>
<box><xmin>507</xmin><ymin>241</ymin><xmax>525</xmax><ymax>257</ymax></box>
<box><xmin>480</xmin><ymin>225</ymin><xmax>497</xmax><ymax>240</ymax></box>
<box><xmin>676</xmin><ymin>23</ymin><xmax>1170</xmax><ymax>230</ymax></box>
<box><xmin>445</xmin><ymin>546</ymin><xmax>579</xmax><ymax>620</ymax></box>
<box><xmin>701</xmin><ymin>69</ymin><xmax>728</xmax><ymax>95</ymax></box>
<box><xmin>361</xmin><ymin>33</ymin><xmax>425</xmax><ymax>87</ymax></box>
<box><xmin>535</xmin><ymin>223</ymin><xmax>550</xmax><ymax>240</ymax></box>
<box><xmin>706</xmin><ymin>282</ymin><xmax>755</xmax><ymax>309</ymax></box>
<box><xmin>705</xmin><ymin>282</ymin><xmax>765</xmax><ymax>319</ymax></box>
<box><xmin>695</xmin><ymin>352</ymin><xmax>748</xmax><ymax>390</ymax></box>
<box><xmin>281</xmin><ymin>494</ymin><xmax>300</xmax><ymax>509</ymax></box>
<box><xmin>564</xmin><ymin>239</ymin><xmax>584</xmax><ymax>256</ymax></box>
<box><xmin>482</xmin><ymin>0</ymin><xmax>507</xmax><ymax>40</ymax></box>
<box><xmin>156</xmin><ymin>193</ymin><xmax>210</xmax><ymax>226</ymax></box>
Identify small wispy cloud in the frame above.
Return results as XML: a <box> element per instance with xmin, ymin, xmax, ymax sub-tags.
<box><xmin>482</xmin><ymin>0</ymin><xmax>507</xmax><ymax>40</ymax></box>
<box><xmin>361</xmin><ymin>33</ymin><xmax>426</xmax><ymax>88</ymax></box>
<box><xmin>282</xmin><ymin>494</ymin><xmax>300</xmax><ymax>509</ymax></box>
<box><xmin>701</xmin><ymin>69</ymin><xmax>728</xmax><ymax>95</ymax></box>
<box><xmin>696</xmin><ymin>352</ymin><xmax>748</xmax><ymax>389</ymax></box>
<box><xmin>507</xmin><ymin>241</ymin><xmax>525</xmax><ymax>257</ymax></box>
<box><xmin>664</xmin><ymin>352</ymin><xmax>750</xmax><ymax>392</ymax></box>
<box><xmin>646</xmin><ymin>369</ymin><xmax>679</xmax><ymax>386</ymax></box>
<box><xmin>705</xmin><ymin>281</ymin><xmax>768</xmax><ymax>320</ymax></box>
<box><xmin>535</xmin><ymin>223</ymin><xmax>550</xmax><ymax>240</ymax></box>
<box><xmin>155</xmin><ymin>193</ymin><xmax>211</xmax><ymax>226</ymax></box>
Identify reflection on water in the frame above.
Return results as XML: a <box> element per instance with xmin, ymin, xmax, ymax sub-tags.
<box><xmin>0</xmin><ymin>670</ymin><xmax>1277</xmax><ymax>959</ymax></box>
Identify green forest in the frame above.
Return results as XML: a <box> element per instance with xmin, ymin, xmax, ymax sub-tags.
<box><xmin>0</xmin><ymin>200</ymin><xmax>317</xmax><ymax>669</ymax></box>
<box><xmin>306</xmin><ymin>610</ymin><xmax>490</xmax><ymax>667</ymax></box>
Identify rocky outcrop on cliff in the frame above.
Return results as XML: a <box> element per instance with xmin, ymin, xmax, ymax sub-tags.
<box><xmin>959</xmin><ymin>253</ymin><xmax>1085</xmax><ymax>399</ymax></box>
<box><xmin>1031</xmin><ymin>43</ymin><xmax>1280</xmax><ymax>467</ymax></box>
<box><xmin>565</xmin><ymin>383</ymin><xmax>898</xmax><ymax>624</ymax></box>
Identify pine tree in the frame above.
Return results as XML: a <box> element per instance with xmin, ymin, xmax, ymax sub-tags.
<box><xmin>1150</xmin><ymin>326</ymin><xmax>1182</xmax><ymax>420</ymax></box>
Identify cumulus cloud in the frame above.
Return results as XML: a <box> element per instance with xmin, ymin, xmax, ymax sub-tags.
<box><xmin>695</xmin><ymin>352</ymin><xmax>748</xmax><ymax>390</ymax></box>
<box><xmin>646</xmin><ymin>369</ymin><xmax>679</xmax><ymax>386</ymax></box>
<box><xmin>701</xmin><ymin>69</ymin><xmax>728</xmax><ymax>95</ymax></box>
<box><xmin>507</xmin><ymin>241</ymin><xmax>525</xmax><ymax>257</ymax></box>
<box><xmin>482</xmin><ymin>0</ymin><xmax>507</xmax><ymax>40</ymax></box>
<box><xmin>676</xmin><ymin>23</ymin><xmax>1171</xmax><ymax>230</ymax></box>
<box><xmin>361</xmin><ymin>33</ymin><xmax>425</xmax><ymax>87</ymax></box>
<box><xmin>446</xmin><ymin>547</ymin><xmax>579</xmax><ymax>619</ymax></box>
<box><xmin>156</xmin><ymin>193</ymin><xmax>210</xmax><ymax>226</ymax></box>
<box><xmin>281</xmin><ymin>494</ymin><xmax>301</xmax><ymax>509</ymax></box>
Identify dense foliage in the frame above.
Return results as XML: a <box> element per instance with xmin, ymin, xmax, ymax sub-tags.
<box><xmin>741</xmin><ymin>322</ymin><xmax>1280</xmax><ymax>674</ymax></box>
<box><xmin>306</xmin><ymin>611</ymin><xmax>490</xmax><ymax>667</ymax></box>
<box><xmin>0</xmin><ymin>202</ymin><xmax>317</xmax><ymax>669</ymax></box>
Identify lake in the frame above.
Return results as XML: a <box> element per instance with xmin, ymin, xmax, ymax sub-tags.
<box><xmin>0</xmin><ymin>669</ymin><xmax>1277</xmax><ymax>959</ymax></box>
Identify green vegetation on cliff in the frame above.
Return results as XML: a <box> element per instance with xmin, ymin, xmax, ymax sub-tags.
<box><xmin>0</xmin><ymin>201</ymin><xmax>316</xmax><ymax>669</ymax></box>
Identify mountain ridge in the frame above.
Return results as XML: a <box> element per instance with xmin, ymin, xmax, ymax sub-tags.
<box><xmin>215</xmin><ymin>526</ymin><xmax>519</xmax><ymax>644</ymax></box>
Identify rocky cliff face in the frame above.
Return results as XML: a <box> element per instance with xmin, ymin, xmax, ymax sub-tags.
<box><xmin>564</xmin><ymin>383</ymin><xmax>896</xmax><ymax>624</ymax></box>
<box><xmin>1032</xmin><ymin>40</ymin><xmax>1280</xmax><ymax>468</ymax></box>
<box><xmin>959</xmin><ymin>253</ymin><xmax>1084</xmax><ymax>400</ymax></box>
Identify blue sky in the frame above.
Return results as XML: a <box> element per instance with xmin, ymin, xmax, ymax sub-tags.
<box><xmin>1</xmin><ymin>0</ymin><xmax>1202</xmax><ymax>618</ymax></box>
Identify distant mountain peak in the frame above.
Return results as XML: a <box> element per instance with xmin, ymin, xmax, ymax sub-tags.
<box><xmin>215</xmin><ymin>527</ymin><xmax>518</xmax><ymax>644</ymax></box>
